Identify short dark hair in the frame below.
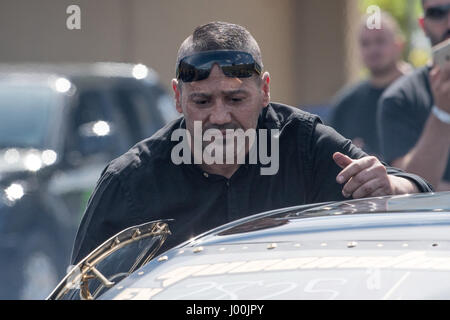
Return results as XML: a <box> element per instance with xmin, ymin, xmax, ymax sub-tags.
<box><xmin>176</xmin><ymin>21</ymin><xmax>263</xmax><ymax>76</ymax></box>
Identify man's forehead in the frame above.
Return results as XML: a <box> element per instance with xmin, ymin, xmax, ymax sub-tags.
<box><xmin>359</xmin><ymin>26</ymin><xmax>394</xmax><ymax>39</ymax></box>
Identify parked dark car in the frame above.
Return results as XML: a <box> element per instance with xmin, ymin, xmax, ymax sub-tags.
<box><xmin>49</xmin><ymin>192</ymin><xmax>450</xmax><ymax>300</ymax></box>
<box><xmin>0</xmin><ymin>63</ymin><xmax>178</xmax><ymax>299</ymax></box>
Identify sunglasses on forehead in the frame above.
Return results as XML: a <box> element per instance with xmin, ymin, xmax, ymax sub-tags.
<box><xmin>176</xmin><ymin>50</ymin><xmax>262</xmax><ymax>83</ymax></box>
<box><xmin>425</xmin><ymin>3</ymin><xmax>450</xmax><ymax>20</ymax></box>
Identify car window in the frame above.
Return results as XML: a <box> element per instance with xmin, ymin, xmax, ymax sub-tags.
<box><xmin>0</xmin><ymin>83</ymin><xmax>59</xmax><ymax>149</ymax></box>
<box><xmin>112</xmin><ymin>83</ymin><xmax>178</xmax><ymax>141</ymax></box>
<box><xmin>65</xmin><ymin>89</ymin><xmax>131</xmax><ymax>163</ymax></box>
<box><xmin>149</xmin><ymin>86</ymin><xmax>180</xmax><ymax>124</ymax></box>
<box><xmin>112</xmin><ymin>87</ymin><xmax>155</xmax><ymax>141</ymax></box>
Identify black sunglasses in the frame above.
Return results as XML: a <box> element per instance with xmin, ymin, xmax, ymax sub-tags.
<box><xmin>425</xmin><ymin>4</ymin><xmax>450</xmax><ymax>20</ymax></box>
<box><xmin>176</xmin><ymin>50</ymin><xmax>262</xmax><ymax>82</ymax></box>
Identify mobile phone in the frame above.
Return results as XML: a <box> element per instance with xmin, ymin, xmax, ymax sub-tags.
<box><xmin>432</xmin><ymin>38</ymin><xmax>450</xmax><ymax>68</ymax></box>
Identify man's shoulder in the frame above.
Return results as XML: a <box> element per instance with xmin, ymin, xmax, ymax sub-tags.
<box><xmin>104</xmin><ymin>117</ymin><xmax>183</xmax><ymax>178</ymax></box>
<box><xmin>329</xmin><ymin>80</ymin><xmax>372</xmax><ymax>125</ymax></box>
<box><xmin>381</xmin><ymin>66</ymin><xmax>431</xmax><ymax>102</ymax></box>
<box><xmin>332</xmin><ymin>80</ymin><xmax>371</xmax><ymax>106</ymax></box>
<box><xmin>267</xmin><ymin>102</ymin><xmax>321</xmax><ymax>127</ymax></box>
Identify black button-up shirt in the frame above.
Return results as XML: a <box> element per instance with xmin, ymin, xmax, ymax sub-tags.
<box><xmin>71</xmin><ymin>103</ymin><xmax>432</xmax><ymax>264</ymax></box>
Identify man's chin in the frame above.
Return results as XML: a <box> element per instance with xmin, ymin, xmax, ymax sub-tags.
<box><xmin>369</xmin><ymin>65</ymin><xmax>395</xmax><ymax>77</ymax></box>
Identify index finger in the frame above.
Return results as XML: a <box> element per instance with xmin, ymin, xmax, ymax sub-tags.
<box><xmin>336</xmin><ymin>156</ymin><xmax>377</xmax><ymax>184</ymax></box>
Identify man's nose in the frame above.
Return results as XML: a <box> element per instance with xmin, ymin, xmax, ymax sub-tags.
<box><xmin>209</xmin><ymin>99</ymin><xmax>232</xmax><ymax>125</ymax></box>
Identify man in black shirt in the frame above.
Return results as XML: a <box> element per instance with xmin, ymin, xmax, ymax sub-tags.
<box><xmin>330</xmin><ymin>12</ymin><xmax>410</xmax><ymax>157</ymax></box>
<box><xmin>378</xmin><ymin>0</ymin><xmax>450</xmax><ymax>191</ymax></box>
<box><xmin>71</xmin><ymin>21</ymin><xmax>432</xmax><ymax>264</ymax></box>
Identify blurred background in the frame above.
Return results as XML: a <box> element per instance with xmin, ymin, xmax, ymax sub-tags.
<box><xmin>0</xmin><ymin>0</ymin><xmax>431</xmax><ymax>299</ymax></box>
<box><xmin>0</xmin><ymin>0</ymin><xmax>431</xmax><ymax>108</ymax></box>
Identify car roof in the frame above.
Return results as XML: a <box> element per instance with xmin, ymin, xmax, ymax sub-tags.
<box><xmin>0</xmin><ymin>72</ymin><xmax>76</xmax><ymax>98</ymax></box>
<box><xmin>0</xmin><ymin>71</ymin><xmax>64</xmax><ymax>85</ymax></box>
<box><xmin>182</xmin><ymin>192</ymin><xmax>450</xmax><ymax>247</ymax></box>
<box><xmin>48</xmin><ymin>192</ymin><xmax>450</xmax><ymax>300</ymax></box>
<box><xmin>98</xmin><ymin>192</ymin><xmax>450</xmax><ymax>300</ymax></box>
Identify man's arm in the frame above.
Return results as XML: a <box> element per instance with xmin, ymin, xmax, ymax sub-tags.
<box><xmin>333</xmin><ymin>152</ymin><xmax>419</xmax><ymax>198</ymax></box>
<box><xmin>379</xmin><ymin>65</ymin><xmax>450</xmax><ymax>190</ymax></box>
<box><xmin>71</xmin><ymin>168</ymin><xmax>138</xmax><ymax>265</ymax></box>
<box><xmin>391</xmin><ymin>112</ymin><xmax>450</xmax><ymax>189</ymax></box>
<box><xmin>308</xmin><ymin>124</ymin><xmax>432</xmax><ymax>204</ymax></box>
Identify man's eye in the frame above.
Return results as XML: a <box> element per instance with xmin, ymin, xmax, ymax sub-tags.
<box><xmin>194</xmin><ymin>100</ymin><xmax>208</xmax><ymax>105</ymax></box>
<box><xmin>230</xmin><ymin>97</ymin><xmax>245</xmax><ymax>103</ymax></box>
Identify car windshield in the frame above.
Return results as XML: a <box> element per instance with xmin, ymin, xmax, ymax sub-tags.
<box><xmin>0</xmin><ymin>83</ymin><xmax>59</xmax><ymax>149</ymax></box>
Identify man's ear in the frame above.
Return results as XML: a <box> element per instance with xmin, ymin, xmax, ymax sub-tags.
<box><xmin>172</xmin><ymin>78</ymin><xmax>183</xmax><ymax>114</ymax></box>
<box><xmin>261</xmin><ymin>71</ymin><xmax>270</xmax><ymax>107</ymax></box>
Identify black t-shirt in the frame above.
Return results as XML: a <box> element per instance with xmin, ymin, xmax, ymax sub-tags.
<box><xmin>329</xmin><ymin>80</ymin><xmax>386</xmax><ymax>157</ymax></box>
<box><xmin>71</xmin><ymin>102</ymin><xmax>432</xmax><ymax>264</ymax></box>
<box><xmin>378</xmin><ymin>66</ymin><xmax>450</xmax><ymax>182</ymax></box>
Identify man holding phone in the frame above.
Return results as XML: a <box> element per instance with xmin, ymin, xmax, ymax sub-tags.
<box><xmin>378</xmin><ymin>0</ymin><xmax>450</xmax><ymax>191</ymax></box>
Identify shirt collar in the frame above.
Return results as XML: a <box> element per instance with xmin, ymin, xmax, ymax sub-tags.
<box><xmin>258</xmin><ymin>103</ymin><xmax>282</xmax><ymax>130</ymax></box>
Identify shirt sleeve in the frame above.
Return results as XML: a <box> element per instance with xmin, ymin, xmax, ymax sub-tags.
<box><xmin>307</xmin><ymin>123</ymin><xmax>432</xmax><ymax>204</ymax></box>
<box><xmin>307</xmin><ymin>123</ymin><xmax>366</xmax><ymax>203</ymax></box>
<box><xmin>70</xmin><ymin>167</ymin><xmax>138</xmax><ymax>264</ymax></box>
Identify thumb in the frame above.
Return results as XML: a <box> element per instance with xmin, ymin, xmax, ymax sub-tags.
<box><xmin>333</xmin><ymin>152</ymin><xmax>353</xmax><ymax>169</ymax></box>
